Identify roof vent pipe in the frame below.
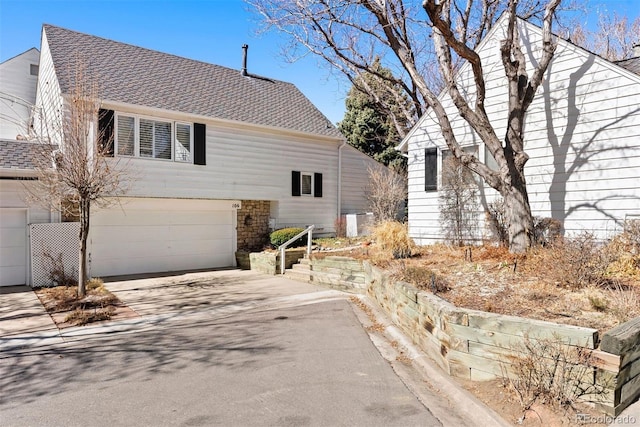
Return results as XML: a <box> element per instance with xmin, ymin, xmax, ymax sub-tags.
<box><xmin>241</xmin><ymin>44</ymin><xmax>248</xmax><ymax>76</ymax></box>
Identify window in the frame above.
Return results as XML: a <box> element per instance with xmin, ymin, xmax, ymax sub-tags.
<box><xmin>301</xmin><ymin>173</ymin><xmax>312</xmax><ymax>195</ymax></box>
<box><xmin>113</xmin><ymin>113</ymin><xmax>193</xmax><ymax>163</ymax></box>
<box><xmin>116</xmin><ymin>115</ymin><xmax>134</xmax><ymax>156</ymax></box>
<box><xmin>425</xmin><ymin>148</ymin><xmax>437</xmax><ymax>192</ymax></box>
<box><xmin>30</xmin><ymin>64</ymin><xmax>39</xmax><ymax>76</ymax></box>
<box><xmin>292</xmin><ymin>171</ymin><xmax>322</xmax><ymax>197</ymax></box>
<box><xmin>175</xmin><ymin>123</ymin><xmax>192</xmax><ymax>162</ymax></box>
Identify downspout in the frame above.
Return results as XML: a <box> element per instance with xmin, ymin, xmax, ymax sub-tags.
<box><xmin>337</xmin><ymin>140</ymin><xmax>346</xmax><ymax>218</ymax></box>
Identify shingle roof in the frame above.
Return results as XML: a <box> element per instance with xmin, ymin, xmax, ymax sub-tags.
<box><xmin>43</xmin><ymin>24</ymin><xmax>342</xmax><ymax>139</ymax></box>
<box><xmin>0</xmin><ymin>139</ymin><xmax>51</xmax><ymax>170</ymax></box>
<box><xmin>615</xmin><ymin>57</ymin><xmax>640</xmax><ymax>76</ymax></box>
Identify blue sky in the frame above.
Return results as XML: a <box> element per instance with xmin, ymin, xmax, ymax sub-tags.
<box><xmin>1</xmin><ymin>0</ymin><xmax>639</xmax><ymax>125</ymax></box>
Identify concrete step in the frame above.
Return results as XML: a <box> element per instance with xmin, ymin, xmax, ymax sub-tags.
<box><xmin>291</xmin><ymin>263</ymin><xmax>311</xmax><ymax>272</ymax></box>
<box><xmin>284</xmin><ymin>269</ymin><xmax>311</xmax><ymax>283</ymax></box>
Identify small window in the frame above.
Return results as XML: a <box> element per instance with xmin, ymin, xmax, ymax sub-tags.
<box><xmin>425</xmin><ymin>148</ymin><xmax>437</xmax><ymax>192</ymax></box>
<box><xmin>484</xmin><ymin>144</ymin><xmax>499</xmax><ymax>171</ymax></box>
<box><xmin>30</xmin><ymin>64</ymin><xmax>39</xmax><ymax>76</ymax></box>
<box><xmin>301</xmin><ymin>173</ymin><xmax>313</xmax><ymax>195</ymax></box>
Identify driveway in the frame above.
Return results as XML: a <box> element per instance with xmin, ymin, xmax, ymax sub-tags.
<box><xmin>0</xmin><ymin>270</ymin><xmax>503</xmax><ymax>426</ymax></box>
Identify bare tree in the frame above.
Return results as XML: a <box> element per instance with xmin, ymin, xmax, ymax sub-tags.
<box><xmin>250</xmin><ymin>0</ymin><xmax>563</xmax><ymax>253</ymax></box>
<box><xmin>570</xmin><ymin>13</ymin><xmax>640</xmax><ymax>61</ymax></box>
<box><xmin>29</xmin><ymin>62</ymin><xmax>130</xmax><ymax>297</ymax></box>
<box><xmin>365</xmin><ymin>165</ymin><xmax>406</xmax><ymax>223</ymax></box>
<box><xmin>440</xmin><ymin>154</ymin><xmax>479</xmax><ymax>246</ymax></box>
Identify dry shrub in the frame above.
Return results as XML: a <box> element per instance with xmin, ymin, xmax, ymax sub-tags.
<box><xmin>486</xmin><ymin>199</ymin><xmax>508</xmax><ymax>245</ymax></box>
<box><xmin>602</xmin><ymin>220</ymin><xmax>640</xmax><ymax>280</ymax></box>
<box><xmin>607</xmin><ymin>283</ymin><xmax>640</xmax><ymax>323</ymax></box>
<box><xmin>394</xmin><ymin>264</ymin><xmax>451</xmax><ymax>293</ymax></box>
<box><xmin>40</xmin><ymin>248</ymin><xmax>77</xmax><ymax>287</ymax></box>
<box><xmin>506</xmin><ymin>335</ymin><xmax>612</xmax><ymax>412</ymax></box>
<box><xmin>524</xmin><ymin>233</ymin><xmax>610</xmax><ymax>289</ymax></box>
<box><xmin>371</xmin><ymin>221</ymin><xmax>415</xmax><ymax>260</ymax></box>
<box><xmin>473</xmin><ymin>244</ymin><xmax>513</xmax><ymax>261</ymax></box>
<box><xmin>64</xmin><ymin>306</ymin><xmax>115</xmax><ymax>326</ymax></box>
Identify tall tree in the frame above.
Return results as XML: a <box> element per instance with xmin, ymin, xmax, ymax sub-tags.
<box><xmin>338</xmin><ymin>59</ymin><xmax>409</xmax><ymax>170</ymax></box>
<box><xmin>249</xmin><ymin>0</ymin><xmax>562</xmax><ymax>252</ymax></box>
<box><xmin>30</xmin><ymin>62</ymin><xmax>130</xmax><ymax>297</ymax></box>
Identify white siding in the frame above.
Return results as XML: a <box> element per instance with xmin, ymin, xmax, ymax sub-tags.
<box><xmin>33</xmin><ymin>32</ymin><xmax>63</xmax><ymax>144</ymax></box>
<box><xmin>0</xmin><ymin>48</ymin><xmax>39</xmax><ymax>139</ymax></box>
<box><xmin>406</xmin><ymin>17</ymin><xmax>640</xmax><ymax>244</ymax></box>
<box><xmin>340</xmin><ymin>144</ymin><xmax>381</xmax><ymax>214</ymax></box>
<box><xmin>109</xmin><ymin>117</ymin><xmax>361</xmax><ymax>235</ymax></box>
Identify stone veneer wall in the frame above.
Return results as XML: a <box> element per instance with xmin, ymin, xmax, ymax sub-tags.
<box><xmin>295</xmin><ymin>256</ymin><xmax>640</xmax><ymax>417</ymax></box>
<box><xmin>236</xmin><ymin>200</ymin><xmax>271</xmax><ymax>251</ymax></box>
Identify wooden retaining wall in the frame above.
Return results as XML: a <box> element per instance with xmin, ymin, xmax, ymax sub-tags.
<box><xmin>361</xmin><ymin>261</ymin><xmax>639</xmax><ymax>416</ymax></box>
<box><xmin>306</xmin><ymin>256</ymin><xmax>366</xmax><ymax>292</ymax></box>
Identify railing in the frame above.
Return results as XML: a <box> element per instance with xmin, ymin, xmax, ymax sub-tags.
<box><xmin>278</xmin><ymin>225</ymin><xmax>315</xmax><ymax>274</ymax></box>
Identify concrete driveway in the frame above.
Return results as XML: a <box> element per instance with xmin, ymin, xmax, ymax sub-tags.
<box><xmin>0</xmin><ymin>269</ymin><xmax>506</xmax><ymax>426</ymax></box>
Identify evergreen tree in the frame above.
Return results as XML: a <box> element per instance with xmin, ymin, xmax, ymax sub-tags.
<box><xmin>338</xmin><ymin>60</ymin><xmax>409</xmax><ymax>170</ymax></box>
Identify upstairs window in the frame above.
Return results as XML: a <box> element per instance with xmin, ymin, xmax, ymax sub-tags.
<box><xmin>424</xmin><ymin>148</ymin><xmax>437</xmax><ymax>192</ymax></box>
<box><xmin>292</xmin><ymin>171</ymin><xmax>322</xmax><ymax>197</ymax></box>
<box><xmin>114</xmin><ymin>114</ymin><xmax>193</xmax><ymax>163</ymax></box>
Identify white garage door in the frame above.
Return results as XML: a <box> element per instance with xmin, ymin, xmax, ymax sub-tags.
<box><xmin>89</xmin><ymin>198</ymin><xmax>238</xmax><ymax>277</ymax></box>
<box><xmin>0</xmin><ymin>209</ymin><xmax>27</xmax><ymax>286</ymax></box>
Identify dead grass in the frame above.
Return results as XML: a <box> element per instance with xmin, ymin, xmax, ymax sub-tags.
<box><xmin>328</xmin><ymin>233</ymin><xmax>640</xmax><ymax>333</ymax></box>
<box><xmin>34</xmin><ymin>278</ymin><xmax>135</xmax><ymax>327</ymax></box>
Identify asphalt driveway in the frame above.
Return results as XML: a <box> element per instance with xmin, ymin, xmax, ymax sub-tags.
<box><xmin>0</xmin><ymin>269</ymin><xmax>503</xmax><ymax>426</ymax></box>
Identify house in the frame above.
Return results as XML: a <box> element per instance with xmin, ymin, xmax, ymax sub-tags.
<box><xmin>0</xmin><ymin>25</ymin><xmax>380</xmax><ymax>285</ymax></box>
<box><xmin>398</xmin><ymin>16</ymin><xmax>640</xmax><ymax>245</ymax></box>
<box><xmin>0</xmin><ymin>48</ymin><xmax>39</xmax><ymax>140</ymax></box>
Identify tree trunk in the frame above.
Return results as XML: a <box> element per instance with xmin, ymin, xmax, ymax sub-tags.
<box><xmin>78</xmin><ymin>198</ymin><xmax>90</xmax><ymax>298</ymax></box>
<box><xmin>502</xmin><ymin>182</ymin><xmax>534</xmax><ymax>253</ymax></box>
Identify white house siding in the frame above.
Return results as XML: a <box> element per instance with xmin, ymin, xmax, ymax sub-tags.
<box><xmin>340</xmin><ymin>144</ymin><xmax>382</xmax><ymax>214</ymax></box>
<box><xmin>109</xmin><ymin>117</ymin><xmax>345</xmax><ymax>234</ymax></box>
<box><xmin>406</xmin><ymin>17</ymin><xmax>640</xmax><ymax>245</ymax></box>
<box><xmin>0</xmin><ymin>48</ymin><xmax>39</xmax><ymax>140</ymax></box>
<box><xmin>33</xmin><ymin>32</ymin><xmax>62</xmax><ymax>145</ymax></box>
<box><xmin>0</xmin><ymin>179</ymin><xmax>57</xmax><ymax>286</ymax></box>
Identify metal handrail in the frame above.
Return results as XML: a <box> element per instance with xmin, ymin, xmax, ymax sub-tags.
<box><xmin>278</xmin><ymin>225</ymin><xmax>315</xmax><ymax>274</ymax></box>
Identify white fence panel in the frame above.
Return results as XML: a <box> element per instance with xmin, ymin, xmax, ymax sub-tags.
<box><xmin>30</xmin><ymin>222</ymin><xmax>79</xmax><ymax>288</ymax></box>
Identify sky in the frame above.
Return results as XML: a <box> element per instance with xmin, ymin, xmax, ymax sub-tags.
<box><xmin>1</xmin><ymin>0</ymin><xmax>639</xmax><ymax>126</ymax></box>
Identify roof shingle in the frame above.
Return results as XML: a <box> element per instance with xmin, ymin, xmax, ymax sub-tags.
<box><xmin>44</xmin><ymin>24</ymin><xmax>343</xmax><ymax>139</ymax></box>
<box><xmin>0</xmin><ymin>139</ymin><xmax>51</xmax><ymax>170</ymax></box>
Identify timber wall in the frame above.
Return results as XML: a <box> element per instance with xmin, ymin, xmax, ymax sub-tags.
<box><xmin>247</xmin><ymin>253</ymin><xmax>640</xmax><ymax>415</ymax></box>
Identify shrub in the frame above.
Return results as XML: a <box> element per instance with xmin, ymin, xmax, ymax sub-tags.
<box><xmin>505</xmin><ymin>334</ymin><xmax>612</xmax><ymax>411</ymax></box>
<box><xmin>270</xmin><ymin>227</ymin><xmax>306</xmax><ymax>248</ymax></box>
<box><xmin>371</xmin><ymin>221</ymin><xmax>415</xmax><ymax>259</ymax></box>
<box><xmin>486</xmin><ymin>198</ymin><xmax>508</xmax><ymax>245</ymax></box>
<box><xmin>525</xmin><ymin>232</ymin><xmax>610</xmax><ymax>289</ymax></box>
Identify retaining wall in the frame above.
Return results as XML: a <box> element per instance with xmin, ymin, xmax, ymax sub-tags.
<box><xmin>237</xmin><ymin>250</ymin><xmax>306</xmax><ymax>275</ymax></box>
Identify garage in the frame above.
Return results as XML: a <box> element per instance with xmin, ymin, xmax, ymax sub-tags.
<box><xmin>0</xmin><ymin>208</ymin><xmax>27</xmax><ymax>286</ymax></box>
<box><xmin>89</xmin><ymin>198</ymin><xmax>239</xmax><ymax>278</ymax></box>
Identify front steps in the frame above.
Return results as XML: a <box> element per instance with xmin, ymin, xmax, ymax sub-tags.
<box><xmin>284</xmin><ymin>256</ymin><xmax>366</xmax><ymax>292</ymax></box>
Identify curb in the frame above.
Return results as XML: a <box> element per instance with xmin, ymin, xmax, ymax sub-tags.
<box><xmin>353</xmin><ymin>294</ymin><xmax>512</xmax><ymax>427</ymax></box>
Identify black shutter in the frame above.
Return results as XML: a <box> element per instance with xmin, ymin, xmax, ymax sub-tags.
<box><xmin>425</xmin><ymin>148</ymin><xmax>437</xmax><ymax>192</ymax></box>
<box><xmin>194</xmin><ymin>123</ymin><xmax>206</xmax><ymax>165</ymax></box>
<box><xmin>314</xmin><ymin>172</ymin><xmax>323</xmax><ymax>197</ymax></box>
<box><xmin>98</xmin><ymin>109</ymin><xmax>114</xmax><ymax>156</ymax></box>
<box><xmin>292</xmin><ymin>171</ymin><xmax>301</xmax><ymax>196</ymax></box>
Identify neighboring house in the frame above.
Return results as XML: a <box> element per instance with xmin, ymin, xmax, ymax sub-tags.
<box><xmin>0</xmin><ymin>24</ymin><xmax>379</xmax><ymax>283</ymax></box>
<box><xmin>0</xmin><ymin>140</ymin><xmax>59</xmax><ymax>286</ymax></box>
<box><xmin>398</xmin><ymin>16</ymin><xmax>640</xmax><ymax>245</ymax></box>
<box><xmin>0</xmin><ymin>48</ymin><xmax>39</xmax><ymax>140</ymax></box>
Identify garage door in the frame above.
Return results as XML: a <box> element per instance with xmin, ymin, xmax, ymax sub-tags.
<box><xmin>0</xmin><ymin>209</ymin><xmax>27</xmax><ymax>286</ymax></box>
<box><xmin>89</xmin><ymin>198</ymin><xmax>238</xmax><ymax>277</ymax></box>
